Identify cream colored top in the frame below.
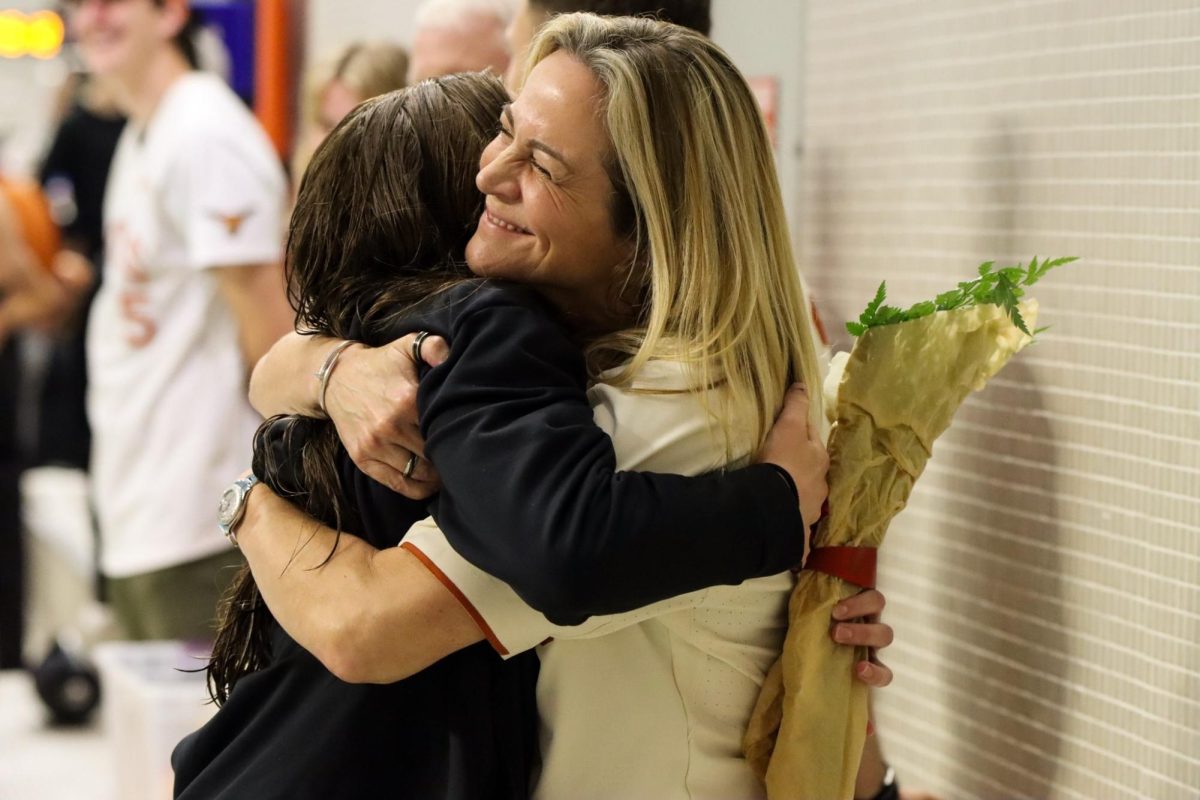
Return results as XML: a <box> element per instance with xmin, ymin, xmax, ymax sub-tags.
<box><xmin>403</xmin><ymin>360</ymin><xmax>793</xmax><ymax>799</ymax></box>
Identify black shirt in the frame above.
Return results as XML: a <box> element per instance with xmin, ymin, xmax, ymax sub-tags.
<box><xmin>34</xmin><ymin>101</ymin><xmax>125</xmax><ymax>468</ymax></box>
<box><xmin>172</xmin><ymin>281</ymin><xmax>804</xmax><ymax>799</ymax></box>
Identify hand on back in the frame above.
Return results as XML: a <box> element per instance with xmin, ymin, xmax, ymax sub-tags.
<box><xmin>757</xmin><ymin>383</ymin><xmax>830</xmax><ymax>544</ymax></box>
<box><xmin>322</xmin><ymin>332</ymin><xmax>450</xmax><ymax>498</ymax></box>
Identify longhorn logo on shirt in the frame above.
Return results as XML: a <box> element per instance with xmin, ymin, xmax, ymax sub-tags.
<box><xmin>210</xmin><ymin>209</ymin><xmax>254</xmax><ymax>236</ymax></box>
<box><xmin>107</xmin><ymin>221</ymin><xmax>157</xmax><ymax>348</ymax></box>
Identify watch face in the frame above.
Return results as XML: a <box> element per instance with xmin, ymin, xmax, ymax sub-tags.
<box><xmin>218</xmin><ymin>486</ymin><xmax>240</xmax><ymax>528</ymax></box>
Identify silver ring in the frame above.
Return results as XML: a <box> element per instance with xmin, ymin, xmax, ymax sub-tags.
<box><xmin>402</xmin><ymin>453</ymin><xmax>419</xmax><ymax>480</ymax></box>
<box><xmin>411</xmin><ymin>330</ymin><xmax>432</xmax><ymax>365</ymax></box>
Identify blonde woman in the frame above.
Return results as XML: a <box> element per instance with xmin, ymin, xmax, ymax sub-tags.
<box><xmin>291</xmin><ymin>41</ymin><xmax>409</xmax><ymax>184</ymax></box>
<box><xmin>238</xmin><ymin>14</ymin><xmax>892</xmax><ymax>798</ymax></box>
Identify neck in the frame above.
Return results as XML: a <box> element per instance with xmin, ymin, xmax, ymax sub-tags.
<box><xmin>536</xmin><ymin>285</ymin><xmax>636</xmax><ymax>337</ymax></box>
<box><xmin>113</xmin><ymin>47</ymin><xmax>191</xmax><ymax>125</ymax></box>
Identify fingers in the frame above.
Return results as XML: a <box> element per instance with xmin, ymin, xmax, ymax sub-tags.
<box><xmin>400</xmin><ymin>453</ymin><xmax>438</xmax><ymax>483</ymax></box>
<box><xmin>831</xmin><ymin>588</ymin><xmax>894</xmax><ymax>686</ymax></box>
<box><xmin>51</xmin><ymin>250</ymin><xmax>95</xmax><ymax>294</ymax></box>
<box><xmin>757</xmin><ymin>384</ymin><xmax>821</xmax><ymax>468</ymax></box>
<box><xmin>854</xmin><ymin>658</ymin><xmax>893</xmax><ymax>688</ymax></box>
<box><xmin>832</xmin><ymin>588</ymin><xmax>885</xmax><ymax>621</ymax></box>
<box><xmin>357</xmin><ymin>458</ymin><xmax>441</xmax><ymax>499</ymax></box>
<box><xmin>420</xmin><ymin>334</ymin><xmax>450</xmax><ymax>367</ymax></box>
<box><xmin>830</xmin><ymin>619</ymin><xmax>894</xmax><ymax>650</ymax></box>
<box><xmin>778</xmin><ymin>382</ymin><xmax>822</xmax><ymax>444</ymax></box>
<box><xmin>775</xmin><ymin>383</ymin><xmax>811</xmax><ymax>432</ymax></box>
<box><xmin>399</xmin><ymin>331</ymin><xmax>450</xmax><ymax>368</ymax></box>
<box><xmin>323</xmin><ymin>331</ymin><xmax>444</xmax><ymax>499</ymax></box>
<box><xmin>344</xmin><ymin>434</ymin><xmax>436</xmax><ymax>480</ymax></box>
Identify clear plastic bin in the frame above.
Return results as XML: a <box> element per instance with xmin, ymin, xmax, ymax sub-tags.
<box><xmin>93</xmin><ymin>641</ymin><xmax>216</xmax><ymax>800</ymax></box>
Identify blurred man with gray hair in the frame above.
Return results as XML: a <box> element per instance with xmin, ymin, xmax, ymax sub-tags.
<box><xmin>407</xmin><ymin>0</ymin><xmax>514</xmax><ymax>83</ymax></box>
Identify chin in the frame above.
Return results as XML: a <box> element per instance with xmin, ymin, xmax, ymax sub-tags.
<box><xmin>466</xmin><ymin>240</ymin><xmax>510</xmax><ymax>280</ymax></box>
<box><xmin>80</xmin><ymin>46</ymin><xmax>124</xmax><ymax>77</ymax></box>
<box><xmin>469</xmin><ymin>262</ymin><xmax>518</xmax><ymax>282</ymax></box>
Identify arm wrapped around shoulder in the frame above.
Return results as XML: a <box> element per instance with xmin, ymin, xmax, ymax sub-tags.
<box><xmin>417</xmin><ymin>284</ymin><xmax>806</xmax><ymax>625</ymax></box>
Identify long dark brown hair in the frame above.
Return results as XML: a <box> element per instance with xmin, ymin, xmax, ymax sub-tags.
<box><xmin>207</xmin><ymin>72</ymin><xmax>509</xmax><ymax>704</ymax></box>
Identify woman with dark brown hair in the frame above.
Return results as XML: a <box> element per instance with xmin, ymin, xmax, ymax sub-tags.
<box><xmin>171</xmin><ymin>72</ymin><xmax>543</xmax><ymax>799</ymax></box>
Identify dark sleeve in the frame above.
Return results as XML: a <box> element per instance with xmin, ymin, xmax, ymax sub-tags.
<box><xmin>38</xmin><ymin>111</ymin><xmax>85</xmax><ymax>243</ymax></box>
<box><xmin>38</xmin><ymin>109</ymin><xmax>94</xmax><ymax>252</ymax></box>
<box><xmin>38</xmin><ymin>111</ymin><xmax>74</xmax><ymax>184</ymax></box>
<box><xmin>418</xmin><ymin>284</ymin><xmax>805</xmax><ymax>627</ymax></box>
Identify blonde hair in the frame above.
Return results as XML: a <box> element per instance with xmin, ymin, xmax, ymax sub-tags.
<box><xmin>524</xmin><ymin>13</ymin><xmax>824</xmax><ymax>452</ymax></box>
<box><xmin>293</xmin><ymin>42</ymin><xmax>410</xmax><ymax>181</ymax></box>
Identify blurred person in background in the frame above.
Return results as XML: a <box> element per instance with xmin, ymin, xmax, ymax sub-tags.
<box><xmin>503</xmin><ymin>0</ymin><xmax>710</xmax><ymax>89</ymax></box>
<box><xmin>30</xmin><ymin>72</ymin><xmax>125</xmax><ymax>473</ymax></box>
<box><xmin>407</xmin><ymin>0</ymin><xmax>513</xmax><ymax>84</ymax></box>
<box><xmin>62</xmin><ymin>0</ymin><xmax>292</xmax><ymax>641</ymax></box>
<box><xmin>0</xmin><ymin>70</ymin><xmax>124</xmax><ymax>672</ymax></box>
<box><xmin>0</xmin><ymin>225</ymin><xmax>27</xmax><ymax>666</ymax></box>
<box><xmin>291</xmin><ymin>40</ymin><xmax>409</xmax><ymax>188</ymax></box>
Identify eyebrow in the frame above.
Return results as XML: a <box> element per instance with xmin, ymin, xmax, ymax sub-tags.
<box><xmin>503</xmin><ymin>105</ymin><xmax>568</xmax><ymax>166</ymax></box>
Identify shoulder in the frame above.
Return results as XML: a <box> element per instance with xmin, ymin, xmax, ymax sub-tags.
<box><xmin>436</xmin><ymin>279</ymin><xmax>553</xmax><ymax>315</ymax></box>
<box><xmin>165</xmin><ymin>73</ymin><xmax>249</xmax><ymax>124</ymax></box>
<box><xmin>153</xmin><ymin>74</ymin><xmax>278</xmax><ymax>162</ymax></box>
<box><xmin>419</xmin><ymin>280</ymin><xmax>564</xmax><ymax>336</ymax></box>
<box><xmin>414</xmin><ymin>280</ymin><xmax>586</xmax><ymax>409</ymax></box>
<box><xmin>589</xmin><ymin>360</ymin><xmax>752</xmax><ymax>474</ymax></box>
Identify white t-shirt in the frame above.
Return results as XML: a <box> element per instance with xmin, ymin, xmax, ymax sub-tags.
<box><xmin>403</xmin><ymin>360</ymin><xmax>794</xmax><ymax>799</ymax></box>
<box><xmin>88</xmin><ymin>72</ymin><xmax>286</xmax><ymax>577</ymax></box>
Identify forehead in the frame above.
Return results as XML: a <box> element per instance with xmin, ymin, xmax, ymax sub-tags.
<box><xmin>513</xmin><ymin>51</ymin><xmax>610</xmax><ymax>161</ymax></box>
<box><xmin>66</xmin><ymin>0</ymin><xmax>159</xmax><ymax>15</ymax></box>
<box><xmin>411</xmin><ymin>28</ymin><xmax>502</xmax><ymax>81</ymax></box>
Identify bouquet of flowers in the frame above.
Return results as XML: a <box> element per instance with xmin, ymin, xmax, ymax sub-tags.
<box><xmin>744</xmin><ymin>257</ymin><xmax>1076</xmax><ymax>799</ymax></box>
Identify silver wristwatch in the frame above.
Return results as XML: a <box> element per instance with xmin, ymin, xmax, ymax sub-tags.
<box><xmin>218</xmin><ymin>473</ymin><xmax>260</xmax><ymax>547</ymax></box>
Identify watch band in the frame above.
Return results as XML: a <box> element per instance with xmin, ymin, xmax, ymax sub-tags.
<box><xmin>220</xmin><ymin>473</ymin><xmax>260</xmax><ymax>548</ymax></box>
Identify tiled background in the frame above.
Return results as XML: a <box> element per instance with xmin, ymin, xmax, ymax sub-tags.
<box><xmin>799</xmin><ymin>2</ymin><xmax>1199</xmax><ymax>798</ymax></box>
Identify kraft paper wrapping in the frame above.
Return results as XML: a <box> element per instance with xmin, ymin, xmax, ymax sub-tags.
<box><xmin>744</xmin><ymin>301</ymin><xmax>1036</xmax><ymax>799</ymax></box>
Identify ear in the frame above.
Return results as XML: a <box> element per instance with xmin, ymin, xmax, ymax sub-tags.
<box><xmin>156</xmin><ymin>0</ymin><xmax>190</xmax><ymax>42</ymax></box>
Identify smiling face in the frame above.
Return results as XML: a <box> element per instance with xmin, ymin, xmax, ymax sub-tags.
<box><xmin>467</xmin><ymin>50</ymin><xmax>635</xmax><ymax>330</ymax></box>
<box><xmin>67</xmin><ymin>0</ymin><xmax>181</xmax><ymax>84</ymax></box>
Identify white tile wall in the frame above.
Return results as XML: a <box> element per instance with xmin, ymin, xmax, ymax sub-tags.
<box><xmin>800</xmin><ymin>2</ymin><xmax>1200</xmax><ymax>798</ymax></box>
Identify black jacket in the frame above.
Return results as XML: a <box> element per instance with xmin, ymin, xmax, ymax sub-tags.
<box><xmin>172</xmin><ymin>280</ymin><xmax>803</xmax><ymax>799</ymax></box>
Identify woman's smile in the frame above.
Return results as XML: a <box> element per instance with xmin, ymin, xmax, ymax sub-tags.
<box><xmin>483</xmin><ymin>208</ymin><xmax>533</xmax><ymax>235</ymax></box>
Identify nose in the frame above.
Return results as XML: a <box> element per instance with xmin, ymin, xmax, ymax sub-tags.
<box><xmin>70</xmin><ymin>0</ymin><xmax>106</xmax><ymax>15</ymax></box>
<box><xmin>476</xmin><ymin>139</ymin><xmax>519</xmax><ymax>203</ymax></box>
<box><xmin>67</xmin><ymin>0</ymin><xmax>105</xmax><ymax>28</ymax></box>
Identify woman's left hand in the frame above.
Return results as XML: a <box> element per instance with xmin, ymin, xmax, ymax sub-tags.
<box><xmin>323</xmin><ymin>332</ymin><xmax>449</xmax><ymax>497</ymax></box>
<box><xmin>830</xmin><ymin>588</ymin><xmax>894</xmax><ymax>687</ymax></box>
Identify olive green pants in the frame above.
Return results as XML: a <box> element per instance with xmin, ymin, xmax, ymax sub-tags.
<box><xmin>106</xmin><ymin>548</ymin><xmax>244</xmax><ymax>641</ymax></box>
